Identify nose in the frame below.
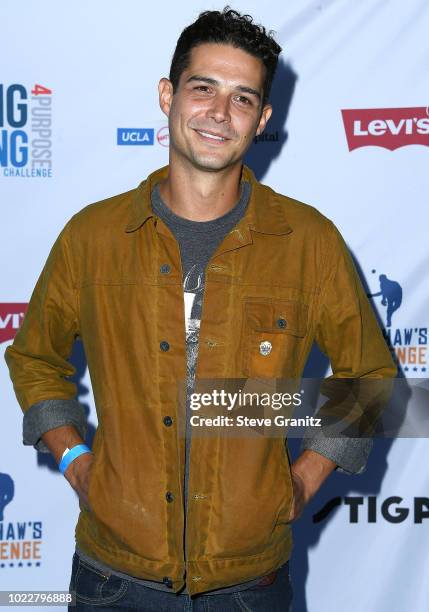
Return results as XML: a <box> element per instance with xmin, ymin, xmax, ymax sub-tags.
<box><xmin>208</xmin><ymin>93</ymin><xmax>231</xmax><ymax>124</ymax></box>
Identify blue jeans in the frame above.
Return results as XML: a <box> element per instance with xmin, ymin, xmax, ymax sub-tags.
<box><xmin>68</xmin><ymin>552</ymin><xmax>293</xmax><ymax>611</ymax></box>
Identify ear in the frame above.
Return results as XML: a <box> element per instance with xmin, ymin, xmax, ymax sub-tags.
<box><xmin>158</xmin><ymin>78</ymin><xmax>174</xmax><ymax>118</ymax></box>
<box><xmin>255</xmin><ymin>103</ymin><xmax>273</xmax><ymax>136</ymax></box>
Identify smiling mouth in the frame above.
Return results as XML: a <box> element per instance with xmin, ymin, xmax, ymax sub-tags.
<box><xmin>194</xmin><ymin>129</ymin><xmax>229</xmax><ymax>142</ymax></box>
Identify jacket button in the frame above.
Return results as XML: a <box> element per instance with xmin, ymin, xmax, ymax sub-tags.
<box><xmin>160</xmin><ymin>341</ymin><xmax>170</xmax><ymax>351</ymax></box>
<box><xmin>166</xmin><ymin>491</ymin><xmax>174</xmax><ymax>503</ymax></box>
<box><xmin>277</xmin><ymin>318</ymin><xmax>287</xmax><ymax>328</ymax></box>
<box><xmin>162</xmin><ymin>576</ymin><xmax>173</xmax><ymax>588</ymax></box>
<box><xmin>163</xmin><ymin>416</ymin><xmax>173</xmax><ymax>427</ymax></box>
<box><xmin>160</xmin><ymin>264</ymin><xmax>171</xmax><ymax>274</ymax></box>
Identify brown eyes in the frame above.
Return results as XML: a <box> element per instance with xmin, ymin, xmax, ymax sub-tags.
<box><xmin>192</xmin><ymin>86</ymin><xmax>252</xmax><ymax>106</ymax></box>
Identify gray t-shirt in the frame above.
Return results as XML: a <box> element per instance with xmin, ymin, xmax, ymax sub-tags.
<box><xmin>151</xmin><ymin>181</ymin><xmax>251</xmax><ymax>512</ymax></box>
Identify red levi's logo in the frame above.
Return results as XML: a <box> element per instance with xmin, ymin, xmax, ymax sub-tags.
<box><xmin>341</xmin><ymin>107</ymin><xmax>429</xmax><ymax>151</ymax></box>
<box><xmin>0</xmin><ymin>304</ymin><xmax>27</xmax><ymax>343</ymax></box>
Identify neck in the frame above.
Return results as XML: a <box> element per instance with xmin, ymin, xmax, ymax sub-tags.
<box><xmin>158</xmin><ymin>154</ymin><xmax>243</xmax><ymax>221</ymax></box>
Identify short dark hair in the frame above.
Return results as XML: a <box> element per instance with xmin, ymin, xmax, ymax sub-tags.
<box><xmin>169</xmin><ymin>7</ymin><xmax>282</xmax><ymax>106</ymax></box>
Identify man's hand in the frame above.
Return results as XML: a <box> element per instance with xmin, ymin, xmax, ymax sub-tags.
<box><xmin>287</xmin><ymin>449</ymin><xmax>337</xmax><ymax>523</ymax></box>
<box><xmin>287</xmin><ymin>469</ymin><xmax>307</xmax><ymax>523</ymax></box>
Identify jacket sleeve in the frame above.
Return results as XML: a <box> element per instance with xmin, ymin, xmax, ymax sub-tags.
<box><xmin>300</xmin><ymin>434</ymin><xmax>373</xmax><ymax>474</ymax></box>
<box><xmin>22</xmin><ymin>399</ymin><xmax>87</xmax><ymax>453</ymax></box>
<box><xmin>300</xmin><ymin>219</ymin><xmax>397</xmax><ymax>474</ymax></box>
<box><xmin>3</xmin><ymin>219</ymin><xmax>88</xmax><ymax>453</ymax></box>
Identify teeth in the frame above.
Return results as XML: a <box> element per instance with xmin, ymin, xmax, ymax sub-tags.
<box><xmin>198</xmin><ymin>131</ymin><xmax>225</xmax><ymax>141</ymax></box>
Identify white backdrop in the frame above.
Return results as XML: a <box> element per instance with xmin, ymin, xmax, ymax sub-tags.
<box><xmin>1</xmin><ymin>1</ymin><xmax>428</xmax><ymax>610</ymax></box>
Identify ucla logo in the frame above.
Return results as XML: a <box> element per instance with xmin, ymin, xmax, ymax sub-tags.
<box><xmin>117</xmin><ymin>128</ymin><xmax>154</xmax><ymax>145</ymax></box>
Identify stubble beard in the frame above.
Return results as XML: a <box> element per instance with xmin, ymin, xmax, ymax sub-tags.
<box><xmin>171</xmin><ymin>133</ymin><xmax>239</xmax><ymax>173</ymax></box>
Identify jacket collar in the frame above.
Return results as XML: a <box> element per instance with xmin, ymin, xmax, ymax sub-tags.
<box><xmin>125</xmin><ymin>164</ymin><xmax>292</xmax><ymax>236</ymax></box>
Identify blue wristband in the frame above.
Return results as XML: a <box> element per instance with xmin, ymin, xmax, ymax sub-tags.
<box><xmin>59</xmin><ymin>444</ymin><xmax>92</xmax><ymax>475</ymax></box>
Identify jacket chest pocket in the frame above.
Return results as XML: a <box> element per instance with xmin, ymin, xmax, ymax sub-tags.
<box><xmin>242</xmin><ymin>298</ymin><xmax>308</xmax><ymax>378</ymax></box>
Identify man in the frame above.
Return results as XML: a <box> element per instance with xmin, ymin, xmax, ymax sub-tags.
<box><xmin>4</xmin><ymin>7</ymin><xmax>397</xmax><ymax>611</ymax></box>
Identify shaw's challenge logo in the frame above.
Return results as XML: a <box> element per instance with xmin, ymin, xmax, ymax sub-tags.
<box><xmin>0</xmin><ymin>84</ymin><xmax>53</xmax><ymax>177</ymax></box>
<box><xmin>341</xmin><ymin>107</ymin><xmax>429</xmax><ymax>151</ymax></box>
<box><xmin>0</xmin><ymin>473</ymin><xmax>43</xmax><ymax>569</ymax></box>
<box><xmin>367</xmin><ymin>271</ymin><xmax>427</xmax><ymax>373</ymax></box>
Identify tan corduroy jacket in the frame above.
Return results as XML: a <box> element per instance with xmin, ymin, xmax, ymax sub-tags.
<box><xmin>4</xmin><ymin>164</ymin><xmax>396</xmax><ymax>595</ymax></box>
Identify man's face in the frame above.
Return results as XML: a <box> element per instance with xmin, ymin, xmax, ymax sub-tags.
<box><xmin>158</xmin><ymin>43</ymin><xmax>272</xmax><ymax>172</ymax></box>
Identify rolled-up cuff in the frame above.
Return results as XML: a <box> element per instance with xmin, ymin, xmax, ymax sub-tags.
<box><xmin>300</xmin><ymin>435</ymin><xmax>373</xmax><ymax>475</ymax></box>
<box><xmin>23</xmin><ymin>399</ymin><xmax>88</xmax><ymax>453</ymax></box>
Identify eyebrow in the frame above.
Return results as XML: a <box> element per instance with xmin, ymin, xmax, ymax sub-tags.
<box><xmin>186</xmin><ymin>75</ymin><xmax>261</xmax><ymax>101</ymax></box>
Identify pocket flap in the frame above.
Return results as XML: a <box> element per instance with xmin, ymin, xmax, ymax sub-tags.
<box><xmin>244</xmin><ymin>299</ymin><xmax>308</xmax><ymax>337</ymax></box>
